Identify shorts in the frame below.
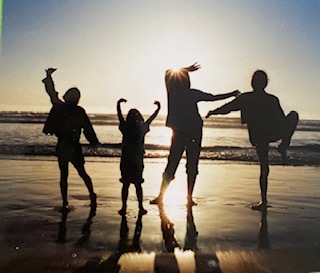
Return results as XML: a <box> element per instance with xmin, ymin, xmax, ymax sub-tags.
<box><xmin>56</xmin><ymin>139</ymin><xmax>84</xmax><ymax>167</ymax></box>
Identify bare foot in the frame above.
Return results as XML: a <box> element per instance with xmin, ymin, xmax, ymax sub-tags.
<box><xmin>150</xmin><ymin>196</ymin><xmax>163</xmax><ymax>205</ymax></box>
<box><xmin>59</xmin><ymin>205</ymin><xmax>70</xmax><ymax>213</ymax></box>
<box><xmin>250</xmin><ymin>201</ymin><xmax>267</xmax><ymax>211</ymax></box>
<box><xmin>187</xmin><ymin>199</ymin><xmax>198</xmax><ymax>207</ymax></box>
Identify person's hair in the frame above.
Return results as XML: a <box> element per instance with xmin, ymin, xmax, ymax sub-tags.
<box><xmin>251</xmin><ymin>70</ymin><xmax>268</xmax><ymax>90</ymax></box>
<box><xmin>63</xmin><ymin>88</ymin><xmax>81</xmax><ymax>104</ymax></box>
<box><xmin>126</xmin><ymin>108</ymin><xmax>144</xmax><ymax>126</ymax></box>
<box><xmin>165</xmin><ymin>68</ymin><xmax>190</xmax><ymax>93</ymax></box>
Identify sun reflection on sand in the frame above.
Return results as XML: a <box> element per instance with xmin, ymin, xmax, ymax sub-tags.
<box><xmin>161</xmin><ymin>176</ymin><xmax>189</xmax><ymax>221</ymax></box>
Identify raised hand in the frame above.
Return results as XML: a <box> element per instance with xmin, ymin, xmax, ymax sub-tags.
<box><xmin>88</xmin><ymin>143</ymin><xmax>99</xmax><ymax>154</ymax></box>
<box><xmin>46</xmin><ymin>68</ymin><xmax>57</xmax><ymax>76</ymax></box>
<box><xmin>154</xmin><ymin>101</ymin><xmax>161</xmax><ymax>108</ymax></box>
<box><xmin>118</xmin><ymin>98</ymin><xmax>127</xmax><ymax>104</ymax></box>
<box><xmin>184</xmin><ymin>62</ymin><xmax>201</xmax><ymax>72</ymax></box>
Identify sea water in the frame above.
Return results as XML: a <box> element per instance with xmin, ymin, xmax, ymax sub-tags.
<box><xmin>0</xmin><ymin>111</ymin><xmax>319</xmax><ymax>165</ymax></box>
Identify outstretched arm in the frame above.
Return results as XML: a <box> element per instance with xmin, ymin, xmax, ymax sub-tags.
<box><xmin>211</xmin><ymin>90</ymin><xmax>240</xmax><ymax>101</ymax></box>
<box><xmin>206</xmin><ymin>97</ymin><xmax>241</xmax><ymax>118</ymax></box>
<box><xmin>117</xmin><ymin>98</ymin><xmax>126</xmax><ymax>123</ymax></box>
<box><xmin>146</xmin><ymin>101</ymin><xmax>161</xmax><ymax>125</ymax></box>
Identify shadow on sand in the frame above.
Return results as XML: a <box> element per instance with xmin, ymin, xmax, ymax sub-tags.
<box><xmin>74</xmin><ymin>204</ymin><xmax>222</xmax><ymax>273</ymax></box>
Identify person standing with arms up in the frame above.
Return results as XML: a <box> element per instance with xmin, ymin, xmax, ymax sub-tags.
<box><xmin>117</xmin><ymin>98</ymin><xmax>160</xmax><ymax>216</ymax></box>
<box><xmin>150</xmin><ymin>63</ymin><xmax>240</xmax><ymax>207</ymax></box>
<box><xmin>42</xmin><ymin>68</ymin><xmax>100</xmax><ymax>212</ymax></box>
<box><xmin>206</xmin><ymin>70</ymin><xmax>298</xmax><ymax>210</ymax></box>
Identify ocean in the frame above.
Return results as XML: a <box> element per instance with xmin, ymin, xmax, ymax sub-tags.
<box><xmin>0</xmin><ymin>111</ymin><xmax>319</xmax><ymax>166</ymax></box>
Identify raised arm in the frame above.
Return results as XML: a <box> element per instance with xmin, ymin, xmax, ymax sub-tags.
<box><xmin>181</xmin><ymin>62</ymin><xmax>201</xmax><ymax>72</ymax></box>
<box><xmin>146</xmin><ymin>101</ymin><xmax>161</xmax><ymax>125</ymax></box>
<box><xmin>42</xmin><ymin>68</ymin><xmax>63</xmax><ymax>105</ymax></box>
<box><xmin>117</xmin><ymin>98</ymin><xmax>127</xmax><ymax>123</ymax></box>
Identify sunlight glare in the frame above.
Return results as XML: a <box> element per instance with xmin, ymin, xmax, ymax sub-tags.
<box><xmin>148</xmin><ymin>126</ymin><xmax>172</xmax><ymax>147</ymax></box>
<box><xmin>169</xmin><ymin>66</ymin><xmax>182</xmax><ymax>73</ymax></box>
<box><xmin>162</xmin><ymin>176</ymin><xmax>188</xmax><ymax>221</ymax></box>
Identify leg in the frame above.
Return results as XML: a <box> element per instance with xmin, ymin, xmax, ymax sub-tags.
<box><xmin>253</xmin><ymin>143</ymin><xmax>269</xmax><ymax>210</ymax></box>
<box><xmin>75</xmin><ymin>165</ymin><xmax>97</xmax><ymax>207</ymax></box>
<box><xmin>119</xmin><ymin>183</ymin><xmax>130</xmax><ymax>216</ymax></box>
<box><xmin>185</xmin><ymin>129</ymin><xmax>202</xmax><ymax>206</ymax></box>
<box><xmin>58</xmin><ymin>162</ymin><xmax>69</xmax><ymax>210</ymax></box>
<box><xmin>187</xmin><ymin>174</ymin><xmax>197</xmax><ymax>206</ymax></box>
<box><xmin>277</xmin><ymin>111</ymin><xmax>299</xmax><ymax>165</ymax></box>
<box><xmin>135</xmin><ymin>184</ymin><xmax>147</xmax><ymax>215</ymax></box>
<box><xmin>150</xmin><ymin>131</ymin><xmax>185</xmax><ymax>204</ymax></box>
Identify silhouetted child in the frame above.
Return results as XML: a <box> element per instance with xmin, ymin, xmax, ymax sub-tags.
<box><xmin>206</xmin><ymin>70</ymin><xmax>298</xmax><ymax>210</ymax></box>
<box><xmin>150</xmin><ymin>63</ymin><xmax>240</xmax><ymax>207</ymax></box>
<box><xmin>117</xmin><ymin>98</ymin><xmax>160</xmax><ymax>215</ymax></box>
<box><xmin>42</xmin><ymin>68</ymin><xmax>99</xmax><ymax>212</ymax></box>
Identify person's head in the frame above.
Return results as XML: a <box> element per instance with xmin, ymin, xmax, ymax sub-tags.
<box><xmin>165</xmin><ymin>68</ymin><xmax>190</xmax><ymax>93</ymax></box>
<box><xmin>251</xmin><ymin>70</ymin><xmax>268</xmax><ymax>91</ymax></box>
<box><xmin>126</xmin><ymin>108</ymin><xmax>144</xmax><ymax>126</ymax></box>
<box><xmin>63</xmin><ymin>88</ymin><xmax>81</xmax><ymax>105</ymax></box>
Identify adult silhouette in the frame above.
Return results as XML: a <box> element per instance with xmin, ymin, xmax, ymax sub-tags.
<box><xmin>206</xmin><ymin>70</ymin><xmax>299</xmax><ymax>210</ymax></box>
<box><xmin>150</xmin><ymin>63</ymin><xmax>239</xmax><ymax>206</ymax></box>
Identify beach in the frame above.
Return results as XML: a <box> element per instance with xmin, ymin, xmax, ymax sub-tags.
<box><xmin>0</xmin><ymin>156</ymin><xmax>319</xmax><ymax>273</ymax></box>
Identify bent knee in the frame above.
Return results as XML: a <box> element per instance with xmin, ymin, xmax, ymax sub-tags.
<box><xmin>186</xmin><ymin>167</ymin><xmax>199</xmax><ymax>177</ymax></box>
<box><xmin>288</xmin><ymin>111</ymin><xmax>299</xmax><ymax>122</ymax></box>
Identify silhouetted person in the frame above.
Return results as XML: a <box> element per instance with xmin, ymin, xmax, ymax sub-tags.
<box><xmin>42</xmin><ymin>68</ymin><xmax>99</xmax><ymax>212</ymax></box>
<box><xmin>150</xmin><ymin>63</ymin><xmax>240</xmax><ymax>207</ymax></box>
<box><xmin>117</xmin><ymin>98</ymin><xmax>160</xmax><ymax>216</ymax></box>
<box><xmin>206</xmin><ymin>70</ymin><xmax>299</xmax><ymax>210</ymax></box>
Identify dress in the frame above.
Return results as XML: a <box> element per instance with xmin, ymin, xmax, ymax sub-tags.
<box><xmin>119</xmin><ymin>121</ymin><xmax>150</xmax><ymax>184</ymax></box>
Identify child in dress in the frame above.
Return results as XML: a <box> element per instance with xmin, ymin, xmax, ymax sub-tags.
<box><xmin>117</xmin><ymin>98</ymin><xmax>161</xmax><ymax>215</ymax></box>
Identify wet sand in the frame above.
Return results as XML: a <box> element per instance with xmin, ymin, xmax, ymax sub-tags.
<box><xmin>0</xmin><ymin>157</ymin><xmax>319</xmax><ymax>272</ymax></box>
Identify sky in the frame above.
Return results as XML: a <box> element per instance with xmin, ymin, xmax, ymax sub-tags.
<box><xmin>0</xmin><ymin>0</ymin><xmax>319</xmax><ymax>119</ymax></box>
